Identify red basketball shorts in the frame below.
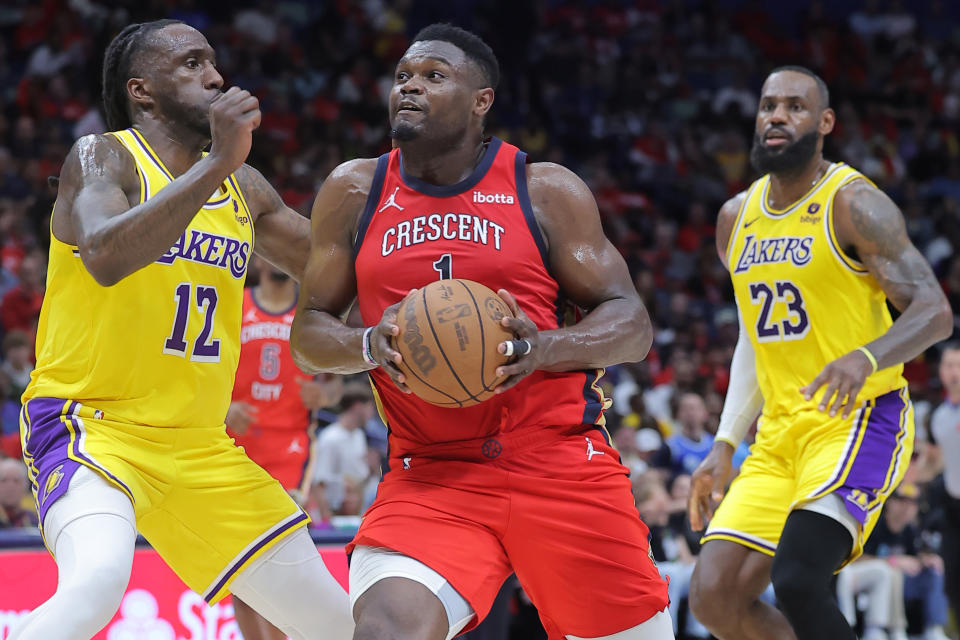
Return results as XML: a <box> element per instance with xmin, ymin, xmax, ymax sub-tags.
<box><xmin>347</xmin><ymin>426</ymin><xmax>669</xmax><ymax>638</ymax></box>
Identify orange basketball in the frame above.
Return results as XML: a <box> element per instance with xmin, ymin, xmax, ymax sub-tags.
<box><xmin>393</xmin><ymin>279</ymin><xmax>515</xmax><ymax>407</ymax></box>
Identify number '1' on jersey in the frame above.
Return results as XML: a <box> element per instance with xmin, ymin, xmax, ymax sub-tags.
<box><xmin>353</xmin><ymin>138</ymin><xmax>610</xmax><ymax>453</ymax></box>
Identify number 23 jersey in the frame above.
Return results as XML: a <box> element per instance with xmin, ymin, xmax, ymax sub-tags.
<box><xmin>24</xmin><ymin>128</ymin><xmax>253</xmax><ymax>428</ymax></box>
<box><xmin>727</xmin><ymin>162</ymin><xmax>905</xmax><ymax>418</ymax></box>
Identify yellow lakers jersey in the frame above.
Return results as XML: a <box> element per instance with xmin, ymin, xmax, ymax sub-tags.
<box><xmin>24</xmin><ymin>128</ymin><xmax>254</xmax><ymax>428</ymax></box>
<box><xmin>727</xmin><ymin>163</ymin><xmax>905</xmax><ymax>418</ymax></box>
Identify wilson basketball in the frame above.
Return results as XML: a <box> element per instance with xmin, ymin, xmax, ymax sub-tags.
<box><xmin>393</xmin><ymin>279</ymin><xmax>515</xmax><ymax>407</ymax></box>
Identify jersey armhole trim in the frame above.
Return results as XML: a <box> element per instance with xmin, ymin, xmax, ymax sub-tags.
<box><xmin>825</xmin><ymin>175</ymin><xmax>870</xmax><ymax>275</ymax></box>
<box><xmin>353</xmin><ymin>153</ymin><xmax>390</xmax><ymax>255</ymax></box>
<box><xmin>724</xmin><ymin>183</ymin><xmax>756</xmax><ymax>267</ymax></box>
<box><xmin>227</xmin><ymin>174</ymin><xmax>255</xmax><ymax>248</ymax></box>
<box><xmin>514</xmin><ymin>151</ymin><xmax>549</xmax><ymax>268</ymax></box>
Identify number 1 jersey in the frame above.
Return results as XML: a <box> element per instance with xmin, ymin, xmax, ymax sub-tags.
<box><xmin>24</xmin><ymin>128</ymin><xmax>253</xmax><ymax>428</ymax></box>
<box><xmin>353</xmin><ymin>138</ymin><xmax>610</xmax><ymax>454</ymax></box>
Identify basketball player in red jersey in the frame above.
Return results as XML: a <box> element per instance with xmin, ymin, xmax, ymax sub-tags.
<box><xmin>228</xmin><ymin>256</ymin><xmax>342</xmax><ymax>640</ymax></box>
<box><xmin>290</xmin><ymin>23</ymin><xmax>671</xmax><ymax>640</ymax></box>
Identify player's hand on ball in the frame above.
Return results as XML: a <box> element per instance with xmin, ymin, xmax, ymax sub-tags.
<box><xmin>688</xmin><ymin>441</ymin><xmax>734</xmax><ymax>531</ymax></box>
<box><xmin>370</xmin><ymin>290</ymin><xmax>416</xmax><ymax>394</ymax></box>
<box><xmin>493</xmin><ymin>288</ymin><xmax>540</xmax><ymax>393</ymax></box>
<box><xmin>800</xmin><ymin>349</ymin><xmax>874</xmax><ymax>418</ymax></box>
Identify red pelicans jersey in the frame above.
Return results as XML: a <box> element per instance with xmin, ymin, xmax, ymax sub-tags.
<box><xmin>354</xmin><ymin>138</ymin><xmax>609</xmax><ymax>455</ymax></box>
<box><xmin>230</xmin><ymin>288</ymin><xmax>311</xmax><ymax>489</ymax></box>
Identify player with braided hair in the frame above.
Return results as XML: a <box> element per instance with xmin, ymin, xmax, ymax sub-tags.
<box><xmin>13</xmin><ymin>20</ymin><xmax>352</xmax><ymax>640</ymax></box>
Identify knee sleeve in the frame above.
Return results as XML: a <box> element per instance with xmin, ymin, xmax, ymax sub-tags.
<box><xmin>229</xmin><ymin>528</ymin><xmax>354</xmax><ymax>640</ymax></box>
<box><xmin>772</xmin><ymin>510</ymin><xmax>851</xmax><ymax>604</ymax></box>
<box><xmin>11</xmin><ymin>468</ymin><xmax>136</xmax><ymax>640</ymax></box>
<box><xmin>565</xmin><ymin>607</ymin><xmax>674</xmax><ymax>640</ymax></box>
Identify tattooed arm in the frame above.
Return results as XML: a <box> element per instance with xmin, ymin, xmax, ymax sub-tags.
<box><xmin>835</xmin><ymin>180</ymin><xmax>952</xmax><ymax>366</ymax></box>
<box><xmin>236</xmin><ymin>163</ymin><xmax>310</xmax><ymax>280</ymax></box>
<box><xmin>800</xmin><ymin>180</ymin><xmax>952</xmax><ymax>416</ymax></box>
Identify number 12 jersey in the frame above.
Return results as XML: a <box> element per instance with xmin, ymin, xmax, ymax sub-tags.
<box><xmin>25</xmin><ymin>128</ymin><xmax>254</xmax><ymax>428</ymax></box>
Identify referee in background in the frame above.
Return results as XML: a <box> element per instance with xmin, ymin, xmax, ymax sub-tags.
<box><xmin>930</xmin><ymin>342</ymin><xmax>960</xmax><ymax>623</ymax></box>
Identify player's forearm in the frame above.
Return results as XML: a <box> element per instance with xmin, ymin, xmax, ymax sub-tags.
<box><xmin>537</xmin><ymin>296</ymin><xmax>651</xmax><ymax>371</ymax></box>
<box><xmin>864</xmin><ymin>287</ymin><xmax>952</xmax><ymax>371</ymax></box>
<box><xmin>716</xmin><ymin>325</ymin><xmax>762</xmax><ymax>447</ymax></box>
<box><xmin>79</xmin><ymin>155</ymin><xmax>232</xmax><ymax>286</ymax></box>
<box><xmin>290</xmin><ymin>310</ymin><xmax>373</xmax><ymax>375</ymax></box>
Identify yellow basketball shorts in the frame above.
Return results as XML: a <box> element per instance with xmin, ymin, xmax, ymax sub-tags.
<box><xmin>704</xmin><ymin>387</ymin><xmax>913</xmax><ymax>564</ymax></box>
<box><xmin>20</xmin><ymin>397</ymin><xmax>309</xmax><ymax>603</ymax></box>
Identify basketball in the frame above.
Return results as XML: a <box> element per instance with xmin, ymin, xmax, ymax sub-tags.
<box><xmin>392</xmin><ymin>279</ymin><xmax>516</xmax><ymax>407</ymax></box>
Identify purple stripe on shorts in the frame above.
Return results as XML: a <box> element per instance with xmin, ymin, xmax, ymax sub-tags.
<box><xmin>204</xmin><ymin>512</ymin><xmax>308</xmax><ymax>603</ymax></box>
<box><xmin>23</xmin><ymin>398</ymin><xmax>85</xmax><ymax>526</ymax></box>
<box><xmin>704</xmin><ymin>530</ymin><xmax>777</xmax><ymax>553</ymax></box>
<box><xmin>834</xmin><ymin>388</ymin><xmax>910</xmax><ymax>525</ymax></box>
<box><xmin>22</xmin><ymin>397</ymin><xmax>132</xmax><ymax>527</ymax></box>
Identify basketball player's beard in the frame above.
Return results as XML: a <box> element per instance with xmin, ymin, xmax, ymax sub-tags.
<box><xmin>390</xmin><ymin>122</ymin><xmax>419</xmax><ymax>142</ymax></box>
<box><xmin>158</xmin><ymin>97</ymin><xmax>212</xmax><ymax>141</ymax></box>
<box><xmin>750</xmin><ymin>129</ymin><xmax>820</xmax><ymax>176</ymax></box>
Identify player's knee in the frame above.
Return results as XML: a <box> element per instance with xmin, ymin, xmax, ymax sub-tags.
<box><xmin>688</xmin><ymin>561</ymin><xmax>733</xmax><ymax>631</ymax></box>
<box><xmin>353</xmin><ymin>583</ymin><xmax>448</xmax><ymax>640</ymax></box>
<box><xmin>353</xmin><ymin>610</ymin><xmax>445</xmax><ymax>640</ymax></box>
<box><xmin>770</xmin><ymin>553</ymin><xmax>820</xmax><ymax>608</ymax></box>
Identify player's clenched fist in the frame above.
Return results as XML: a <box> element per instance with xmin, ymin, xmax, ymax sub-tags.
<box><xmin>208</xmin><ymin>86</ymin><xmax>261</xmax><ymax>172</ymax></box>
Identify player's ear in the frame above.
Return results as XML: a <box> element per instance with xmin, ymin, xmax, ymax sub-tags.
<box><xmin>127</xmin><ymin>76</ymin><xmax>154</xmax><ymax>112</ymax></box>
<box><xmin>819</xmin><ymin>107</ymin><xmax>835</xmax><ymax>136</ymax></box>
<box><xmin>474</xmin><ymin>88</ymin><xmax>494</xmax><ymax>119</ymax></box>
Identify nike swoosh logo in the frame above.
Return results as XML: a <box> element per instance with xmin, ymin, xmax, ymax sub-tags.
<box><xmin>743</xmin><ymin>217</ymin><xmax>760</xmax><ymax>228</ymax></box>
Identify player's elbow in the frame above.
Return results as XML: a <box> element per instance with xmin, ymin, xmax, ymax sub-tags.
<box><xmin>79</xmin><ymin>250</ymin><xmax>123</xmax><ymax>287</ymax></box>
<box><xmin>626</xmin><ymin>301</ymin><xmax>654</xmax><ymax>362</ymax></box>
<box><xmin>289</xmin><ymin>326</ymin><xmax>320</xmax><ymax>375</ymax></box>
<box><xmin>931</xmin><ymin>296</ymin><xmax>954</xmax><ymax>342</ymax></box>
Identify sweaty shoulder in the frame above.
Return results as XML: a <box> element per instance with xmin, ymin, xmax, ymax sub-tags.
<box><xmin>716</xmin><ymin>190</ymin><xmax>748</xmax><ymax>269</ymax></box>
<box><xmin>525</xmin><ymin>162</ymin><xmax>597</xmax><ymax>246</ymax></box>
<box><xmin>53</xmin><ymin>133</ymin><xmax>139</xmax><ymax>244</ymax></box>
<box><xmin>310</xmin><ymin>157</ymin><xmax>381</xmax><ymax>240</ymax></box>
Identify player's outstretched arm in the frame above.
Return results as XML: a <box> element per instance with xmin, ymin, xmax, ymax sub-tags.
<box><xmin>62</xmin><ymin>87</ymin><xmax>261</xmax><ymax>286</ymax></box>
<box><xmin>801</xmin><ymin>180</ymin><xmax>953</xmax><ymax>416</ymax></box>
<box><xmin>290</xmin><ymin>159</ymin><xmax>410</xmax><ymax>393</ymax></box>
<box><xmin>236</xmin><ymin>163</ymin><xmax>310</xmax><ymax>280</ymax></box>
<box><xmin>525</xmin><ymin>162</ymin><xmax>651</xmax><ymax>370</ymax></box>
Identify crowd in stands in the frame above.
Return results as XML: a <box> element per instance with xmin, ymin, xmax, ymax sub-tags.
<box><xmin>0</xmin><ymin>0</ymin><xmax>959</xmax><ymax>638</ymax></box>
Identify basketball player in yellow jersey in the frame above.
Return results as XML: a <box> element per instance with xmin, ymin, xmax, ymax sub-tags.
<box><xmin>686</xmin><ymin>66</ymin><xmax>952</xmax><ymax>640</ymax></box>
<box><xmin>12</xmin><ymin>20</ymin><xmax>352</xmax><ymax>640</ymax></box>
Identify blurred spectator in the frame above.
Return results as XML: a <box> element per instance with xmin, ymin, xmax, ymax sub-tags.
<box><xmin>634</xmin><ymin>471</ymin><xmax>707</xmax><ymax>639</ymax></box>
<box><xmin>665</xmin><ymin>392</ymin><xmax>714</xmax><ymax>477</ymax></box>
<box><xmin>2</xmin><ymin>329</ymin><xmax>33</xmax><ymax>400</ymax></box>
<box><xmin>0</xmin><ymin>248</ymin><xmax>45</xmax><ymax>334</ymax></box>
<box><xmin>308</xmin><ymin>383</ymin><xmax>373</xmax><ymax>522</ymax></box>
<box><xmin>862</xmin><ymin>484</ymin><xmax>950</xmax><ymax>640</ymax></box>
<box><xmin>837</xmin><ymin>551</ymin><xmax>903</xmax><ymax>640</ymax></box>
<box><xmin>928</xmin><ymin>341</ymin><xmax>960</xmax><ymax>621</ymax></box>
<box><xmin>0</xmin><ymin>457</ymin><xmax>37</xmax><ymax>528</ymax></box>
